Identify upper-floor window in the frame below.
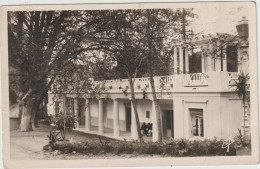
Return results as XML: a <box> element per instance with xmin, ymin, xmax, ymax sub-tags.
<box><xmin>227</xmin><ymin>46</ymin><xmax>238</xmax><ymax>72</ymax></box>
<box><xmin>189</xmin><ymin>52</ymin><xmax>202</xmax><ymax>73</ymax></box>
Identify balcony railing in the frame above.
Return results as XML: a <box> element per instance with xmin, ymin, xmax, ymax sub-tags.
<box><xmin>100</xmin><ymin>75</ymin><xmax>175</xmax><ymax>93</ymax></box>
<box><xmin>228</xmin><ymin>72</ymin><xmax>239</xmax><ymax>86</ymax></box>
<box><xmin>50</xmin><ymin>72</ymin><xmax>238</xmax><ymax>94</ymax></box>
<box><xmin>184</xmin><ymin>73</ymin><xmax>209</xmax><ymax>87</ymax></box>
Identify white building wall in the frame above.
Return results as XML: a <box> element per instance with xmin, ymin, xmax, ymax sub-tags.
<box><xmin>227</xmin><ymin>99</ymin><xmax>244</xmax><ymax>138</ymax></box>
<box><xmin>47</xmin><ymin>91</ymin><xmax>244</xmax><ymax>140</ymax></box>
<box><xmin>173</xmin><ymin>93</ymin><xmax>243</xmax><ymax>140</ymax></box>
<box><xmin>136</xmin><ymin>99</ymin><xmax>153</xmax><ymax>124</ymax></box>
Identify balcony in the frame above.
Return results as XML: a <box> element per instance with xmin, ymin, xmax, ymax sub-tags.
<box><xmin>50</xmin><ymin>71</ymin><xmax>239</xmax><ymax>95</ymax></box>
<box><xmin>93</xmin><ymin>72</ymin><xmax>239</xmax><ymax>94</ymax></box>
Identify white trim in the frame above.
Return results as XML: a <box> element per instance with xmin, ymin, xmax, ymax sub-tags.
<box><xmin>184</xmin><ymin>100</ymin><xmax>208</xmax><ymax>139</ymax></box>
<box><xmin>184</xmin><ymin>100</ymin><xmax>209</xmax><ymax>104</ymax></box>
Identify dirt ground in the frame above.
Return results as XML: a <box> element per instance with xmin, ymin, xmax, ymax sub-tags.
<box><xmin>10</xmin><ymin>124</ymin><xmax>155</xmax><ymax>160</ymax></box>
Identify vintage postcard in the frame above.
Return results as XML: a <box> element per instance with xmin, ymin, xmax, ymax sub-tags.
<box><xmin>0</xmin><ymin>1</ymin><xmax>259</xmax><ymax>168</ymax></box>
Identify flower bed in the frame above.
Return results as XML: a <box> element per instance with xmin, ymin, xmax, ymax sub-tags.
<box><xmin>48</xmin><ymin>138</ymin><xmax>236</xmax><ymax>157</ymax></box>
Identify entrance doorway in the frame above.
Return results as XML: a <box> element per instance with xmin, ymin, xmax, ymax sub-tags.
<box><xmin>162</xmin><ymin>110</ymin><xmax>174</xmax><ymax>138</ymax></box>
<box><xmin>125</xmin><ymin>107</ymin><xmax>131</xmax><ymax>132</ymax></box>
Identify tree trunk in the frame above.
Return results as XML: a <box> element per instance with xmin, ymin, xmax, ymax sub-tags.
<box><xmin>20</xmin><ymin>102</ymin><xmax>33</xmax><ymax>132</ymax></box>
<box><xmin>31</xmin><ymin>104</ymin><xmax>40</xmax><ymax>128</ymax></box>
<box><xmin>146</xmin><ymin>9</ymin><xmax>163</xmax><ymax>142</ymax></box>
<box><xmin>128</xmin><ymin>77</ymin><xmax>143</xmax><ymax>141</ymax></box>
<box><xmin>149</xmin><ymin>76</ymin><xmax>163</xmax><ymax>142</ymax></box>
<box><xmin>31</xmin><ymin>109</ymin><xmax>36</xmax><ymax>129</ymax></box>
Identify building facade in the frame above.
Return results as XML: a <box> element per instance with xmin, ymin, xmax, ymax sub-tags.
<box><xmin>47</xmin><ymin>17</ymin><xmax>250</xmax><ymax>141</ymax></box>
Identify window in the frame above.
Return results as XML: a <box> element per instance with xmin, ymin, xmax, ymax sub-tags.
<box><xmin>190</xmin><ymin>109</ymin><xmax>204</xmax><ymax>137</ymax></box>
<box><xmin>227</xmin><ymin>46</ymin><xmax>238</xmax><ymax>72</ymax></box>
<box><xmin>189</xmin><ymin>52</ymin><xmax>202</xmax><ymax>73</ymax></box>
<box><xmin>146</xmin><ymin>111</ymin><xmax>150</xmax><ymax>119</ymax></box>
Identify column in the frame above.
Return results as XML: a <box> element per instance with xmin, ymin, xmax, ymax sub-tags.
<box><xmin>131</xmin><ymin>100</ymin><xmax>138</xmax><ymax>140</ymax></box>
<box><xmin>98</xmin><ymin>99</ymin><xmax>104</xmax><ymax>134</ymax></box>
<box><xmin>201</xmin><ymin>53</ymin><xmax>205</xmax><ymax>73</ymax></box>
<box><xmin>113</xmin><ymin>99</ymin><xmax>120</xmax><ymax>137</ymax></box>
<box><xmin>173</xmin><ymin>47</ymin><xmax>178</xmax><ymax>74</ymax></box>
<box><xmin>152</xmin><ymin>99</ymin><xmax>159</xmax><ymax>142</ymax></box>
<box><xmin>74</xmin><ymin>98</ymin><xmax>79</xmax><ymax>128</ymax></box>
<box><xmin>85</xmin><ymin>98</ymin><xmax>91</xmax><ymax>131</ymax></box>
<box><xmin>185</xmin><ymin>46</ymin><xmax>189</xmax><ymax>73</ymax></box>
<box><xmin>207</xmin><ymin>43</ymin><xmax>213</xmax><ymax>72</ymax></box>
<box><xmin>216</xmin><ymin>40</ymin><xmax>221</xmax><ymax>71</ymax></box>
<box><xmin>223</xmin><ymin>44</ymin><xmax>227</xmax><ymax>72</ymax></box>
<box><xmin>179</xmin><ymin>46</ymin><xmax>184</xmax><ymax>74</ymax></box>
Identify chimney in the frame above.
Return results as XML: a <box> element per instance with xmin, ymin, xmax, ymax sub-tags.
<box><xmin>236</xmin><ymin>16</ymin><xmax>248</xmax><ymax>39</ymax></box>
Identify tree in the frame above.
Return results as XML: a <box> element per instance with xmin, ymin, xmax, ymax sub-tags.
<box><xmin>144</xmin><ymin>9</ymin><xmax>185</xmax><ymax>142</ymax></box>
<box><xmin>92</xmin><ymin>10</ymin><xmax>147</xmax><ymax>141</ymax></box>
<box><xmin>94</xmin><ymin>9</ymin><xmax>189</xmax><ymax>141</ymax></box>
<box><xmin>8</xmin><ymin>11</ymin><xmax>114</xmax><ymax>131</ymax></box>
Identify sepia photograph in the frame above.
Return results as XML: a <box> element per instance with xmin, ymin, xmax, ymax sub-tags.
<box><xmin>1</xmin><ymin>1</ymin><xmax>259</xmax><ymax>168</ymax></box>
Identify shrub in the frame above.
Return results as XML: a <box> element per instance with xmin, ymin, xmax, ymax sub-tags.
<box><xmin>49</xmin><ymin>137</ymin><xmax>235</xmax><ymax>156</ymax></box>
<box><xmin>50</xmin><ymin>113</ymin><xmax>78</xmax><ymax>140</ymax></box>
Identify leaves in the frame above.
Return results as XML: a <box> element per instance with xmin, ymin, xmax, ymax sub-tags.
<box><xmin>234</xmin><ymin>72</ymin><xmax>250</xmax><ymax>105</ymax></box>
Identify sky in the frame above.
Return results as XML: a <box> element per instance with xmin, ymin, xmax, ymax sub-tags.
<box><xmin>192</xmin><ymin>6</ymin><xmax>249</xmax><ymax>35</ymax></box>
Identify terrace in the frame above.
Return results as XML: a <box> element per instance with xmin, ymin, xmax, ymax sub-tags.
<box><xmin>93</xmin><ymin>71</ymin><xmax>239</xmax><ymax>95</ymax></box>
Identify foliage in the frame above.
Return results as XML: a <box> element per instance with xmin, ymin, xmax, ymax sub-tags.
<box><xmin>47</xmin><ymin>130</ymin><xmax>63</xmax><ymax>148</ymax></box>
<box><xmin>233</xmin><ymin>72</ymin><xmax>250</xmax><ymax>137</ymax></box>
<box><xmin>49</xmin><ymin>137</ymin><xmax>237</xmax><ymax>156</ymax></box>
<box><xmin>234</xmin><ymin>72</ymin><xmax>250</xmax><ymax>105</ymax></box>
<box><xmin>50</xmin><ymin>113</ymin><xmax>78</xmax><ymax>139</ymax></box>
<box><xmin>233</xmin><ymin>128</ymin><xmax>251</xmax><ymax>149</ymax></box>
<box><xmin>8</xmin><ymin>10</ymin><xmax>120</xmax><ymax>131</ymax></box>
<box><xmin>51</xmin><ymin>113</ymin><xmax>78</xmax><ymax>130</ymax></box>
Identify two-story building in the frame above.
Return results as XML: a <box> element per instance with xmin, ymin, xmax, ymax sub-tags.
<box><xmin>47</xmin><ymin>17</ymin><xmax>250</xmax><ymax>142</ymax></box>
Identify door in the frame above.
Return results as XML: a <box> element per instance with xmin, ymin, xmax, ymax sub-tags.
<box><xmin>162</xmin><ymin>110</ymin><xmax>174</xmax><ymax>137</ymax></box>
<box><xmin>125</xmin><ymin>107</ymin><xmax>131</xmax><ymax>132</ymax></box>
